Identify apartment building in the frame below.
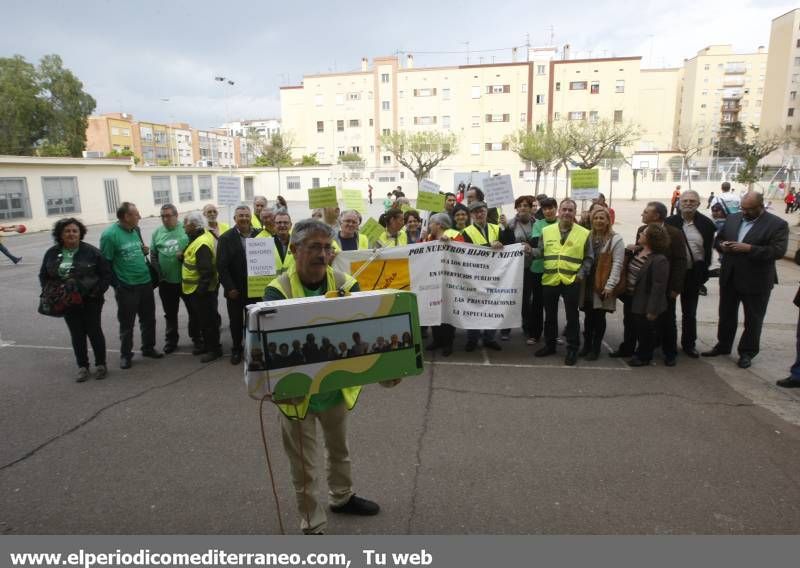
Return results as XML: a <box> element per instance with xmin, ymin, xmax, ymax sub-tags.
<box><xmin>761</xmin><ymin>9</ymin><xmax>800</xmax><ymax>139</ymax></box>
<box><xmin>85</xmin><ymin>113</ymin><xmax>136</xmax><ymax>155</ymax></box>
<box><xmin>281</xmin><ymin>50</ymin><xmax>681</xmax><ymax>175</ymax></box>
<box><xmin>676</xmin><ymin>45</ymin><xmax>768</xmax><ymax>156</ymax></box>
<box><xmin>220</xmin><ymin>118</ymin><xmax>281</xmax><ymax>165</ymax></box>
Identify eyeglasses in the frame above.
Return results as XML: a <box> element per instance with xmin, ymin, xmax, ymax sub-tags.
<box><xmin>299</xmin><ymin>244</ymin><xmax>335</xmax><ymax>254</ymax></box>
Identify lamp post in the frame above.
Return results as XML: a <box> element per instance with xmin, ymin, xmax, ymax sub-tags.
<box><xmin>214</xmin><ymin>76</ymin><xmax>235</xmax><ymax>172</ymax></box>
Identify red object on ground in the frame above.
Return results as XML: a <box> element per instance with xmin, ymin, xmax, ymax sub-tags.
<box><xmin>15</xmin><ymin>224</ymin><xmax>26</xmax><ymax>233</ymax></box>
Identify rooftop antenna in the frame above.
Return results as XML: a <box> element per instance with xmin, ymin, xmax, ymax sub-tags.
<box><xmin>461</xmin><ymin>41</ymin><xmax>470</xmax><ymax>64</ymax></box>
<box><xmin>526</xmin><ymin>32</ymin><xmax>531</xmax><ymax>61</ymax></box>
<box><xmin>548</xmin><ymin>25</ymin><xmax>555</xmax><ymax>46</ymax></box>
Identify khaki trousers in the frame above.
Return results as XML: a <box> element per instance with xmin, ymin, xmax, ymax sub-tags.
<box><xmin>280</xmin><ymin>402</ymin><xmax>353</xmax><ymax>534</ymax></box>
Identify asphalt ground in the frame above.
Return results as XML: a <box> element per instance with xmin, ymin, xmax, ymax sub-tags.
<box><xmin>1</xmin><ymin>199</ymin><xmax>800</xmax><ymax>534</ymax></box>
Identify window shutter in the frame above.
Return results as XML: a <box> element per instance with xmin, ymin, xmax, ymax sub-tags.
<box><xmin>503</xmin><ymin>85</ymin><xmax>511</xmax><ymax>93</ymax></box>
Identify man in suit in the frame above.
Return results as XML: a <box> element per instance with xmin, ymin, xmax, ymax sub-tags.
<box><xmin>611</xmin><ymin>201</ymin><xmax>687</xmax><ymax>365</ymax></box>
<box><xmin>703</xmin><ymin>191</ymin><xmax>789</xmax><ymax>368</ymax></box>
<box><xmin>216</xmin><ymin>204</ymin><xmax>259</xmax><ymax>365</ymax></box>
<box><xmin>665</xmin><ymin>190</ymin><xmax>716</xmax><ymax>358</ymax></box>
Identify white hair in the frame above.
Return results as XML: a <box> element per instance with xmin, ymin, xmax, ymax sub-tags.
<box><xmin>184</xmin><ymin>211</ymin><xmax>205</xmax><ymax>227</ymax></box>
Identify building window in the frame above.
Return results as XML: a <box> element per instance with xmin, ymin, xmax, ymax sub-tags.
<box><xmin>615</xmin><ymin>80</ymin><xmax>625</xmax><ymax>93</ymax></box>
<box><xmin>704</xmin><ymin>64</ymin><xmax>710</xmax><ymax>71</ymax></box>
<box><xmin>381</xmin><ymin>73</ymin><xmax>390</xmax><ymax>83</ymax></box>
<box><xmin>789</xmin><ymin>108</ymin><xmax>795</xmax><ymax>117</ymax></box>
<box><xmin>555</xmin><ymin>82</ymin><xmax>561</xmax><ymax>91</ymax></box>
<box><xmin>787</xmin><ymin>125</ymin><xmax>793</xmax><ymax>134</ymax></box>
<box><xmin>399</xmin><ymin>90</ymin><xmax>405</xmax><ymax>98</ymax></box>
<box><xmin>316</xmin><ymin>121</ymin><xmax>324</xmax><ymax>133</ymax></box>
<box><xmin>338</xmin><ymin>149</ymin><xmax>345</xmax><ymax>157</ymax></box>
<box><xmin>471</xmin><ymin>86</ymin><xmax>481</xmax><ymax>98</ymax></box>
<box><xmin>568</xmin><ymin>111</ymin><xmax>585</xmax><ymax>120</ymax></box>
<box><xmin>312</xmin><ymin>177</ymin><xmax>320</xmax><ymax>188</ymax></box>
<box><xmin>470</xmin><ymin>143</ymin><xmax>481</xmax><ymax>155</ymax></box>
<box><xmin>286</xmin><ymin>176</ymin><xmax>301</xmax><ymax>190</ymax></box>
<box><xmin>42</xmin><ymin>177</ymin><xmax>81</xmax><ymax>215</ymax></box>
<box><xmin>520</xmin><ymin>112</ymin><xmax>527</xmax><ymax>123</ymax></box>
<box><xmin>382</xmin><ymin>128</ymin><xmax>391</xmax><ymax>136</ymax></box>
<box><xmin>348</xmin><ymin>119</ymin><xmax>360</xmax><ymax>127</ymax></box>
<box><xmin>792</xmin><ymin>91</ymin><xmax>797</xmax><ymax>100</ymax></box>
<box><xmin>383</xmin><ymin>155</ymin><xmax>391</xmax><ymax>164</ymax></box>
<box><xmin>177</xmin><ymin>175</ymin><xmax>194</xmax><ymax>203</ymax></box>
<box><xmin>377</xmin><ymin>176</ymin><xmax>396</xmax><ymax>183</ymax></box>
<box><xmin>350</xmin><ymin>146</ymin><xmax>360</xmax><ymax>154</ymax></box>
<box><xmin>536</xmin><ymin>94</ymin><xmax>545</xmax><ymax>104</ymax></box>
<box><xmin>569</xmin><ymin>81</ymin><xmax>587</xmax><ymax>90</ymax></box>
<box><xmin>485</xmin><ymin>114</ymin><xmax>510</xmax><ymax>122</ymax></box>
<box><xmin>151</xmin><ymin>176</ymin><xmax>172</xmax><ymax>206</ymax></box>
<box><xmin>442</xmin><ymin>88</ymin><xmax>451</xmax><ymax>100</ymax></box>
<box><xmin>399</xmin><ymin>117</ymin><xmax>404</xmax><ymax>127</ymax></box>
<box><xmin>484</xmin><ymin>142</ymin><xmax>509</xmax><ymax>151</ymax></box>
<box><xmin>413</xmin><ymin>88</ymin><xmax>437</xmax><ymax>97</ymax></box>
<box><xmin>537</xmin><ymin>65</ymin><xmax>546</xmax><ymax>75</ymax></box>
<box><xmin>382</xmin><ymin>101</ymin><xmax>390</xmax><ymax>110</ymax></box>
<box><xmin>472</xmin><ymin>115</ymin><xmax>480</xmax><ymax>127</ymax></box>
<box><xmin>590</xmin><ymin>81</ymin><xmax>600</xmax><ymax>94</ymax></box>
<box><xmin>198</xmin><ymin>175</ymin><xmax>212</xmax><ymax>200</ymax></box>
<box><xmin>486</xmin><ymin>84</ymin><xmax>511</xmax><ymax>94</ymax></box>
<box><xmin>795</xmin><ymin>57</ymin><xmax>800</xmax><ymax>66</ymax></box>
<box><xmin>369</xmin><ymin>118</ymin><xmax>374</xmax><ymax>126</ymax></box>
<box><xmin>521</xmin><ymin>83</ymin><xmax>528</xmax><ymax>93</ymax></box>
<box><xmin>0</xmin><ymin>178</ymin><xmax>31</xmax><ymax>220</ymax></box>
<box><xmin>348</xmin><ymin>92</ymin><xmax>361</xmax><ymax>100</ymax></box>
<box><xmin>535</xmin><ymin>123</ymin><xmax>545</xmax><ymax>132</ymax></box>
<box><xmin>554</xmin><ymin>112</ymin><xmax>561</xmax><ymax>120</ymax></box>
<box><xmin>442</xmin><ymin>115</ymin><xmax>451</xmax><ymax>129</ymax></box>
<box><xmin>614</xmin><ymin>110</ymin><xmax>623</xmax><ymax>123</ymax></box>
<box><xmin>337</xmin><ymin>120</ymin><xmax>344</xmax><ymax>132</ymax></box>
<box><xmin>589</xmin><ymin>110</ymin><xmax>598</xmax><ymax>122</ymax></box>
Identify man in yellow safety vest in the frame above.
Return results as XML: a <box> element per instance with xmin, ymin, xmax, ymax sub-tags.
<box><xmin>533</xmin><ymin>198</ymin><xmax>594</xmax><ymax>366</ymax></box>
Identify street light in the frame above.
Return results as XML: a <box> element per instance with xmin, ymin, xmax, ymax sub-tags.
<box><xmin>214</xmin><ymin>76</ymin><xmax>236</xmax><ymax>171</ymax></box>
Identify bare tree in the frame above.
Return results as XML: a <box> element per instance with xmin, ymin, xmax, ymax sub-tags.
<box><xmin>734</xmin><ymin>126</ymin><xmax>790</xmax><ymax>190</ymax></box>
<box><xmin>568</xmin><ymin>119</ymin><xmax>639</xmax><ymax>169</ymax></box>
<box><xmin>380</xmin><ymin>130</ymin><xmax>458</xmax><ymax>187</ymax></box>
<box><xmin>505</xmin><ymin>128</ymin><xmax>556</xmax><ymax>192</ymax></box>
<box><xmin>674</xmin><ymin>128</ymin><xmax>713</xmax><ymax>189</ymax></box>
<box><xmin>549</xmin><ymin>124</ymin><xmax>576</xmax><ymax>198</ymax></box>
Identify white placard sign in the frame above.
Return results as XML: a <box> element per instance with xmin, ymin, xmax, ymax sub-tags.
<box><xmin>217</xmin><ymin>176</ymin><xmax>242</xmax><ymax>206</ymax></box>
<box><xmin>483</xmin><ymin>175</ymin><xmax>515</xmax><ymax>207</ymax></box>
<box><xmin>245</xmin><ymin>238</ymin><xmax>276</xmax><ymax>277</ymax></box>
<box><xmin>419</xmin><ymin>179</ymin><xmax>441</xmax><ymax>194</ymax></box>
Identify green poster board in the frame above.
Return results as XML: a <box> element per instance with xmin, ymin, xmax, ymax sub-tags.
<box><xmin>570</xmin><ymin>169</ymin><xmax>600</xmax><ymax>200</ymax></box>
<box><xmin>360</xmin><ymin>217</ymin><xmax>384</xmax><ymax>245</ymax></box>
<box><xmin>342</xmin><ymin>189</ymin><xmax>366</xmax><ymax>213</ymax></box>
<box><xmin>416</xmin><ymin>191</ymin><xmax>446</xmax><ymax>212</ymax></box>
<box><xmin>308</xmin><ymin>186</ymin><xmax>339</xmax><ymax>209</ymax></box>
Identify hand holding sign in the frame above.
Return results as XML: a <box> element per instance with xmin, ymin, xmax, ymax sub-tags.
<box><xmin>484</xmin><ymin>175</ymin><xmax>515</xmax><ymax>208</ymax></box>
<box><xmin>308</xmin><ymin>186</ymin><xmax>339</xmax><ymax>209</ymax></box>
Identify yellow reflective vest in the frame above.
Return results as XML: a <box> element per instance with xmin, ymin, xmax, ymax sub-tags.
<box><xmin>251</xmin><ymin>214</ymin><xmax>262</xmax><ymax>231</ymax></box>
<box><xmin>541</xmin><ymin>223</ymin><xmax>590</xmax><ymax>286</ymax></box>
<box><xmin>181</xmin><ymin>231</ymin><xmax>218</xmax><ymax>294</ymax></box>
<box><xmin>443</xmin><ymin>229</ymin><xmax>461</xmax><ymax>239</ymax></box>
<box><xmin>266</xmin><ymin>266</ymin><xmax>360</xmax><ymax>420</ymax></box>
<box><xmin>376</xmin><ymin>230</ymin><xmax>408</xmax><ymax>248</ymax></box>
<box><xmin>463</xmin><ymin>223</ymin><xmax>500</xmax><ymax>246</ymax></box>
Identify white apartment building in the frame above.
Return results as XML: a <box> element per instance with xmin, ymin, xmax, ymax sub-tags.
<box><xmin>676</xmin><ymin>45</ymin><xmax>768</xmax><ymax>157</ymax></box>
<box><xmin>220</xmin><ymin>118</ymin><xmax>281</xmax><ymax>138</ymax></box>
<box><xmin>761</xmin><ymin>8</ymin><xmax>800</xmax><ymax>148</ymax></box>
<box><xmin>169</xmin><ymin>124</ymin><xmax>195</xmax><ymax>167</ymax></box>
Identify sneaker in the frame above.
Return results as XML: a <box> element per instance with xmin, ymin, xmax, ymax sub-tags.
<box><xmin>526</xmin><ymin>337</ymin><xmax>539</xmax><ymax>346</ymax></box>
<box><xmin>200</xmin><ymin>349</ymin><xmax>223</xmax><ymax>363</ymax></box>
<box><xmin>76</xmin><ymin>367</ymin><xmax>90</xmax><ymax>383</ymax></box>
<box><xmin>120</xmin><ymin>356</ymin><xmax>132</xmax><ymax>370</ymax></box>
<box><xmin>330</xmin><ymin>495</ymin><xmax>380</xmax><ymax>516</ymax></box>
<box><xmin>13</xmin><ymin>257</ymin><xmax>22</xmax><ymax>265</ymax></box>
<box><xmin>499</xmin><ymin>332</ymin><xmax>511</xmax><ymax>341</ymax></box>
<box><xmin>95</xmin><ymin>365</ymin><xmax>107</xmax><ymax>380</ymax></box>
<box><xmin>230</xmin><ymin>350</ymin><xmax>243</xmax><ymax>365</ymax></box>
<box><xmin>142</xmin><ymin>349</ymin><xmax>164</xmax><ymax>359</ymax></box>
<box><xmin>564</xmin><ymin>349</ymin><xmax>578</xmax><ymax>366</ymax></box>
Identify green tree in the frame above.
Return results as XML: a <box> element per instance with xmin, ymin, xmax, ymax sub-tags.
<box><xmin>254</xmin><ymin>132</ymin><xmax>294</xmax><ymax>195</ymax></box>
<box><xmin>717</xmin><ymin>121</ymin><xmax>745</xmax><ymax>157</ymax></box>
<box><xmin>733</xmin><ymin>126</ymin><xmax>789</xmax><ymax>189</ymax></box>
<box><xmin>505</xmin><ymin>128</ymin><xmax>556</xmax><ymax>192</ymax></box>
<box><xmin>338</xmin><ymin>152</ymin><xmax>363</xmax><ymax>163</ymax></box>
<box><xmin>107</xmin><ymin>149</ymin><xmax>139</xmax><ymax>164</ymax></box>
<box><xmin>0</xmin><ymin>55</ymin><xmax>49</xmax><ymax>155</ymax></box>
<box><xmin>380</xmin><ymin>130</ymin><xmax>458</xmax><ymax>187</ymax></box>
<box><xmin>299</xmin><ymin>153</ymin><xmax>319</xmax><ymax>166</ymax></box>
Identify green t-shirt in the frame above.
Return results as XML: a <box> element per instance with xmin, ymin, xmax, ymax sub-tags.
<box><xmin>151</xmin><ymin>225</ymin><xmax>189</xmax><ymax>284</ymax></box>
<box><xmin>58</xmin><ymin>247</ymin><xmax>77</xmax><ymax>279</ymax></box>
<box><xmin>100</xmin><ymin>223</ymin><xmax>151</xmax><ymax>286</ymax></box>
<box><xmin>530</xmin><ymin>218</ymin><xmax>558</xmax><ymax>274</ymax></box>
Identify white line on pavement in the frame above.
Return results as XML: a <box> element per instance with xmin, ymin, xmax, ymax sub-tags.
<box><xmin>425</xmin><ymin>359</ymin><xmax>632</xmax><ymax>371</ymax></box>
<box><xmin>1</xmin><ymin>344</ymin><xmax>194</xmax><ymax>356</ymax></box>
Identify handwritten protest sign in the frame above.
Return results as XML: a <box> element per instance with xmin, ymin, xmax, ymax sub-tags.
<box><xmin>484</xmin><ymin>175</ymin><xmax>515</xmax><ymax>208</ymax></box>
<box><xmin>246</xmin><ymin>237</ymin><xmax>277</xmax><ymax>299</ymax></box>
<box><xmin>217</xmin><ymin>176</ymin><xmax>241</xmax><ymax>206</ymax></box>
<box><xmin>308</xmin><ymin>186</ymin><xmax>338</xmax><ymax>209</ymax></box>
<box><xmin>419</xmin><ymin>179</ymin><xmax>441</xmax><ymax>194</ymax></box>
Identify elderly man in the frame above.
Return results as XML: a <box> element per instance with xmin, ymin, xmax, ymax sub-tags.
<box><xmin>257</xmin><ymin>206</ymin><xmax>277</xmax><ymax>238</ymax></box>
<box><xmin>150</xmin><ymin>203</ymin><xmax>198</xmax><ymax>354</ymax></box>
<box><xmin>376</xmin><ymin>209</ymin><xmax>408</xmax><ymax>248</ymax></box>
<box><xmin>203</xmin><ymin>204</ymin><xmax>230</xmax><ymax>239</ymax></box>
<box><xmin>216</xmin><ymin>204</ymin><xmax>259</xmax><ymax>364</ymax></box>
<box><xmin>499</xmin><ymin>195</ymin><xmax>536</xmax><ymax>341</ymax></box>
<box><xmin>465</xmin><ymin>186</ymin><xmax>499</xmax><ymax>224</ymax></box>
<box><xmin>703</xmin><ymin>192</ymin><xmax>789</xmax><ymax>368</ymax></box>
<box><xmin>461</xmin><ymin>201</ymin><xmax>503</xmax><ymax>352</ymax></box>
<box><xmin>182</xmin><ymin>212</ymin><xmax>222</xmax><ymax>362</ymax></box>
<box><xmin>251</xmin><ymin>196</ymin><xmax>268</xmax><ymax>231</ymax></box>
<box><xmin>333</xmin><ymin>209</ymin><xmax>369</xmax><ymax>251</ymax></box>
<box><xmin>100</xmin><ymin>202</ymin><xmax>163</xmax><ymax>369</ymax></box>
<box><xmin>264</xmin><ymin>218</ymin><xmax>394</xmax><ymax>535</ymax></box>
<box><xmin>665</xmin><ymin>190</ymin><xmax>716</xmax><ymax>358</ymax></box>
<box><xmin>533</xmin><ymin>198</ymin><xmax>592</xmax><ymax>366</ymax></box>
<box><xmin>272</xmin><ymin>211</ymin><xmax>294</xmax><ymax>274</ymax></box>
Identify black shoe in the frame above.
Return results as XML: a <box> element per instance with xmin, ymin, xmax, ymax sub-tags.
<box><xmin>682</xmin><ymin>347</ymin><xmax>700</xmax><ymax>358</ymax></box>
<box><xmin>627</xmin><ymin>357</ymin><xmax>651</xmax><ymax>367</ymax></box>
<box><xmin>609</xmin><ymin>349</ymin><xmax>632</xmax><ymax>358</ymax></box>
<box><xmin>535</xmin><ymin>345</ymin><xmax>556</xmax><ymax>357</ymax></box>
<box><xmin>230</xmin><ymin>351</ymin><xmax>243</xmax><ymax>365</ymax></box>
<box><xmin>192</xmin><ymin>345</ymin><xmax>208</xmax><ymax>356</ymax></box>
<box><xmin>708</xmin><ymin>268</ymin><xmax>720</xmax><ymax>278</ymax></box>
<box><xmin>698</xmin><ymin>285</ymin><xmax>708</xmax><ymax>296</ymax></box>
<box><xmin>142</xmin><ymin>349</ymin><xmax>164</xmax><ymax>359</ymax></box>
<box><xmin>484</xmin><ymin>341</ymin><xmax>502</xmax><ymax>351</ymax></box>
<box><xmin>585</xmin><ymin>351</ymin><xmax>599</xmax><ymax>362</ymax></box>
<box><xmin>564</xmin><ymin>349</ymin><xmax>578</xmax><ymax>366</ymax></box>
<box><xmin>737</xmin><ymin>355</ymin><xmax>752</xmax><ymax>369</ymax></box>
<box><xmin>425</xmin><ymin>342</ymin><xmax>441</xmax><ymax>352</ymax></box>
<box><xmin>702</xmin><ymin>346</ymin><xmax>730</xmax><ymax>357</ymax></box>
<box><xmin>441</xmin><ymin>346</ymin><xmax>453</xmax><ymax>357</ymax></box>
<box><xmin>201</xmin><ymin>349</ymin><xmax>223</xmax><ymax>363</ymax></box>
<box><xmin>330</xmin><ymin>495</ymin><xmax>380</xmax><ymax>516</ymax></box>
<box><xmin>578</xmin><ymin>344</ymin><xmax>591</xmax><ymax>357</ymax></box>
<box><xmin>776</xmin><ymin>377</ymin><xmax>800</xmax><ymax>388</ymax></box>
<box><xmin>120</xmin><ymin>356</ymin><xmax>132</xmax><ymax>370</ymax></box>
<box><xmin>664</xmin><ymin>355</ymin><xmax>677</xmax><ymax>367</ymax></box>
<box><xmin>164</xmin><ymin>344</ymin><xmax>178</xmax><ymax>354</ymax></box>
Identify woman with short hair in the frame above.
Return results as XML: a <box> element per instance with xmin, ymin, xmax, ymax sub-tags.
<box><xmin>402</xmin><ymin>209</ymin><xmax>425</xmax><ymax>244</ymax></box>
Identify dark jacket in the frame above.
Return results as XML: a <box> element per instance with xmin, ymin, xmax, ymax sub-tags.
<box><xmin>630</xmin><ymin>253</ymin><xmax>669</xmax><ymax>316</ymax></box>
<box><xmin>636</xmin><ymin>223</ymin><xmax>688</xmax><ymax>296</ymax></box>
<box><xmin>216</xmin><ymin>226</ymin><xmax>258</xmax><ymax>297</ymax></box>
<box><xmin>665</xmin><ymin>211</ymin><xmax>717</xmax><ymax>269</ymax></box>
<box><xmin>39</xmin><ymin>242</ymin><xmax>112</xmax><ymax>300</ymax></box>
<box><xmin>715</xmin><ymin>211</ymin><xmax>789</xmax><ymax>295</ymax></box>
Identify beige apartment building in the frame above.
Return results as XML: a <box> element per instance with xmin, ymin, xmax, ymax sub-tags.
<box><xmin>676</xmin><ymin>45</ymin><xmax>768</xmax><ymax>157</ymax></box>
<box><xmin>281</xmin><ymin>50</ymin><xmax>681</xmax><ymax>177</ymax></box>
<box><xmin>761</xmin><ymin>8</ymin><xmax>800</xmax><ymax>145</ymax></box>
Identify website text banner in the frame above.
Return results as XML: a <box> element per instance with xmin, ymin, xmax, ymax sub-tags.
<box><xmin>2</xmin><ymin>536</ymin><xmax>797</xmax><ymax>568</ymax></box>
<box><xmin>333</xmin><ymin>242</ymin><xmax>524</xmax><ymax>329</ymax></box>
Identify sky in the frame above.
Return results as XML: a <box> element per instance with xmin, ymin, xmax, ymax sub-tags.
<box><xmin>2</xmin><ymin>0</ymin><xmax>795</xmax><ymax>130</ymax></box>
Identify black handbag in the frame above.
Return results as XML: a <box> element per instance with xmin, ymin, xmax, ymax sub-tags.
<box><xmin>135</xmin><ymin>227</ymin><xmax>160</xmax><ymax>289</ymax></box>
<box><xmin>38</xmin><ymin>279</ymin><xmax>82</xmax><ymax>317</ymax></box>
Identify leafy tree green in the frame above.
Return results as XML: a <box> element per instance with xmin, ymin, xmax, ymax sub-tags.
<box><xmin>732</xmin><ymin>126</ymin><xmax>788</xmax><ymax>189</ymax></box>
<box><xmin>254</xmin><ymin>132</ymin><xmax>295</xmax><ymax>195</ymax></box>
<box><xmin>106</xmin><ymin>149</ymin><xmax>139</xmax><ymax>164</ymax></box>
<box><xmin>0</xmin><ymin>56</ymin><xmax>49</xmax><ymax>155</ymax></box>
<box><xmin>299</xmin><ymin>153</ymin><xmax>319</xmax><ymax>166</ymax></box>
<box><xmin>338</xmin><ymin>153</ymin><xmax>363</xmax><ymax>163</ymax></box>
<box><xmin>505</xmin><ymin>128</ymin><xmax>556</xmax><ymax>192</ymax></box>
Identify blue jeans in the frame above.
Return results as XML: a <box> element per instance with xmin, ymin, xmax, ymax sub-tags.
<box><xmin>0</xmin><ymin>242</ymin><xmax>20</xmax><ymax>263</ymax></box>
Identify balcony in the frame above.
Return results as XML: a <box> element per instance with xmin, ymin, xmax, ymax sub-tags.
<box><xmin>724</xmin><ymin>63</ymin><xmax>747</xmax><ymax>74</ymax></box>
<box><xmin>722</xmin><ymin>77</ymin><xmax>745</xmax><ymax>87</ymax></box>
